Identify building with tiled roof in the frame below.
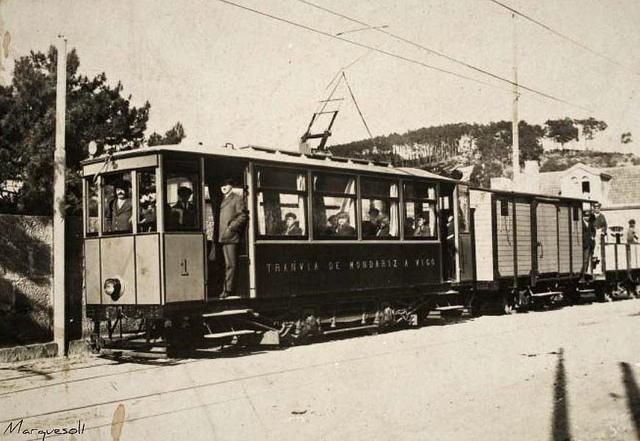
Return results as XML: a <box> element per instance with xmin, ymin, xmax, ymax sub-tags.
<box><xmin>534</xmin><ymin>163</ymin><xmax>640</xmax><ymax>241</ymax></box>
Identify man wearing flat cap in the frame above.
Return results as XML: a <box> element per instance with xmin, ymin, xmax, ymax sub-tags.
<box><xmin>218</xmin><ymin>178</ymin><xmax>247</xmax><ymax>299</ymax></box>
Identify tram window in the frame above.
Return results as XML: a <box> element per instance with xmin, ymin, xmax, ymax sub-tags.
<box><xmin>458</xmin><ymin>186</ymin><xmax>470</xmax><ymax>233</ymax></box>
<box><xmin>313</xmin><ymin>173</ymin><xmax>357</xmax><ymax>239</ymax></box>
<box><xmin>137</xmin><ymin>169</ymin><xmax>157</xmax><ymax>233</ymax></box>
<box><xmin>103</xmin><ymin>172</ymin><xmax>133</xmax><ymax>234</ymax></box>
<box><xmin>361</xmin><ymin>179</ymin><xmax>399</xmax><ymax>239</ymax></box>
<box><xmin>572</xmin><ymin>206</ymin><xmax>579</xmax><ymax>221</ymax></box>
<box><xmin>404</xmin><ymin>182</ymin><xmax>436</xmax><ymax>200</ymax></box>
<box><xmin>256</xmin><ymin>168</ymin><xmax>307</xmax><ymax>237</ymax></box>
<box><xmin>165</xmin><ymin>161</ymin><xmax>200</xmax><ymax>231</ymax></box>
<box><xmin>404</xmin><ymin>201</ymin><xmax>437</xmax><ymax>238</ymax></box>
<box><xmin>86</xmin><ymin>178</ymin><xmax>99</xmax><ymax>236</ymax></box>
<box><xmin>403</xmin><ymin>181</ymin><xmax>437</xmax><ymax>239</ymax></box>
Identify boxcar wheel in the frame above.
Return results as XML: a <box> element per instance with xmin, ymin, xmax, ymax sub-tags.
<box><xmin>502</xmin><ymin>293</ymin><xmax>516</xmax><ymax>315</ymax></box>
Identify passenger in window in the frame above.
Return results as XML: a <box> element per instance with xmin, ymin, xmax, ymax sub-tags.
<box><xmin>283</xmin><ymin>212</ymin><xmax>302</xmax><ymax>236</ymax></box>
<box><xmin>413</xmin><ymin>216</ymin><xmax>431</xmax><ymax>237</ymax></box>
<box><xmin>105</xmin><ymin>180</ymin><xmax>132</xmax><ymax>233</ymax></box>
<box><xmin>376</xmin><ymin>214</ymin><xmax>390</xmax><ymax>237</ymax></box>
<box><xmin>218</xmin><ymin>178</ymin><xmax>248</xmax><ymax>299</ymax></box>
<box><xmin>404</xmin><ymin>217</ymin><xmax>415</xmax><ymax>236</ymax></box>
<box><xmin>335</xmin><ymin>211</ymin><xmax>356</xmax><ymax>237</ymax></box>
<box><xmin>324</xmin><ymin>215</ymin><xmax>338</xmax><ymax>236</ymax></box>
<box><xmin>171</xmin><ymin>186</ymin><xmax>197</xmax><ymax>227</ymax></box>
<box><xmin>363</xmin><ymin>208</ymin><xmax>380</xmax><ymax>237</ymax></box>
<box><xmin>140</xmin><ymin>192</ymin><xmax>157</xmax><ymax>232</ymax></box>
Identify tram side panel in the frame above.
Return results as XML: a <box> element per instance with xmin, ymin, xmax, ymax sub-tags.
<box><xmin>254</xmin><ymin>243</ymin><xmax>441</xmax><ymax>298</ymax></box>
<box><xmin>164</xmin><ymin>234</ymin><xmax>206</xmax><ymax>303</ymax></box>
<box><xmin>469</xmin><ymin>189</ymin><xmax>494</xmax><ymax>281</ymax></box>
<box><xmin>85</xmin><ymin>239</ymin><xmax>102</xmax><ymax>304</ymax></box>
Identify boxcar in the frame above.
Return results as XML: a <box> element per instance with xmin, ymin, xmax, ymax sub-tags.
<box><xmin>469</xmin><ymin>188</ymin><xmax>592</xmax><ymax>312</ymax></box>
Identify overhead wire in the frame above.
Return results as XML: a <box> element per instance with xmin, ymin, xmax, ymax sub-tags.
<box><xmin>293</xmin><ymin>0</ymin><xmax>589</xmax><ymax>111</ymax></box>
<box><xmin>215</xmin><ymin>0</ymin><xmax>516</xmax><ymax>95</ymax></box>
<box><xmin>486</xmin><ymin>0</ymin><xmax>630</xmax><ymax>72</ymax></box>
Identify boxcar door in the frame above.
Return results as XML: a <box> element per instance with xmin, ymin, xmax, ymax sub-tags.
<box><xmin>536</xmin><ymin>201</ymin><xmax>559</xmax><ymax>275</ymax></box>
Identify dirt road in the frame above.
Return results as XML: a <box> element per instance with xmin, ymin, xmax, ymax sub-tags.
<box><xmin>1</xmin><ymin>299</ymin><xmax>639</xmax><ymax>440</ymax></box>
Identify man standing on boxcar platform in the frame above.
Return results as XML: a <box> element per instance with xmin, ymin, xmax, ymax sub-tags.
<box><xmin>592</xmin><ymin>203</ymin><xmax>607</xmax><ymax>271</ymax></box>
<box><xmin>218</xmin><ymin>178</ymin><xmax>247</xmax><ymax>299</ymax></box>
<box><xmin>580</xmin><ymin>210</ymin><xmax>596</xmax><ymax>282</ymax></box>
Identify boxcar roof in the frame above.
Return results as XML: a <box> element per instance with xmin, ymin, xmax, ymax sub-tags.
<box><xmin>82</xmin><ymin>143</ymin><xmax>464</xmax><ymax>183</ymax></box>
<box><xmin>470</xmin><ymin>186</ymin><xmax>593</xmax><ymax>204</ymax></box>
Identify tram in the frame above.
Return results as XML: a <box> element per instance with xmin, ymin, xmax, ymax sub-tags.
<box><xmin>82</xmin><ymin>143</ymin><xmax>474</xmax><ymax>353</ymax></box>
<box><xmin>81</xmin><ymin>143</ymin><xmax>640</xmax><ymax>355</ymax></box>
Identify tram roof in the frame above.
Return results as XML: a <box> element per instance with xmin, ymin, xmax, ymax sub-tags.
<box><xmin>83</xmin><ymin>143</ymin><xmax>465</xmax><ymax>183</ymax></box>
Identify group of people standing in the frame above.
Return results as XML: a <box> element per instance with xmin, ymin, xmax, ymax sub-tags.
<box><xmin>580</xmin><ymin>203</ymin><xmax>638</xmax><ymax>281</ymax></box>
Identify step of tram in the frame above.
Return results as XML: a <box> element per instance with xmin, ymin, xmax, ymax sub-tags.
<box><xmin>202</xmin><ymin>309</ymin><xmax>254</xmax><ymax>318</ymax></box>
<box><xmin>435</xmin><ymin>305</ymin><xmax>465</xmax><ymax>312</ymax></box>
<box><xmin>101</xmin><ymin>346</ymin><xmax>167</xmax><ymax>359</ymax></box>
<box><xmin>530</xmin><ymin>291</ymin><xmax>562</xmax><ymax>298</ymax></box>
<box><xmin>204</xmin><ymin>329</ymin><xmax>257</xmax><ymax>339</ymax></box>
<box><xmin>322</xmin><ymin>324</ymin><xmax>378</xmax><ymax>335</ymax></box>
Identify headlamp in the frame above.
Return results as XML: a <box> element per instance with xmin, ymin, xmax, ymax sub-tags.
<box><xmin>104</xmin><ymin>278</ymin><xmax>122</xmax><ymax>301</ymax></box>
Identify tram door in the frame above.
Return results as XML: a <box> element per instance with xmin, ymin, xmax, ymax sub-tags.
<box><xmin>204</xmin><ymin>159</ymin><xmax>250</xmax><ymax>299</ymax></box>
<box><xmin>439</xmin><ymin>183</ymin><xmax>458</xmax><ymax>281</ymax></box>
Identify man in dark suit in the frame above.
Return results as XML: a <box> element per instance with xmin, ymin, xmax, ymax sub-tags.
<box><xmin>218</xmin><ymin>178</ymin><xmax>247</xmax><ymax>298</ymax></box>
<box><xmin>105</xmin><ymin>180</ymin><xmax>132</xmax><ymax>233</ymax></box>
<box><xmin>171</xmin><ymin>186</ymin><xmax>197</xmax><ymax>227</ymax></box>
<box><xmin>580</xmin><ymin>210</ymin><xmax>596</xmax><ymax>281</ymax></box>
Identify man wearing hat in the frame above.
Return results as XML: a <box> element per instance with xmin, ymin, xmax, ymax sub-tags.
<box><xmin>362</xmin><ymin>207</ymin><xmax>379</xmax><ymax>237</ymax></box>
<box><xmin>580</xmin><ymin>209</ymin><xmax>596</xmax><ymax>281</ymax></box>
<box><xmin>105</xmin><ymin>179</ymin><xmax>132</xmax><ymax>233</ymax></box>
<box><xmin>171</xmin><ymin>186</ymin><xmax>197</xmax><ymax>227</ymax></box>
<box><xmin>218</xmin><ymin>178</ymin><xmax>247</xmax><ymax>299</ymax></box>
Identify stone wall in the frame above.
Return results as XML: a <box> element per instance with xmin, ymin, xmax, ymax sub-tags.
<box><xmin>0</xmin><ymin>215</ymin><xmax>84</xmax><ymax>349</ymax></box>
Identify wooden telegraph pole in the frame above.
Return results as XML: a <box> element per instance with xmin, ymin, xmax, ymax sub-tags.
<box><xmin>511</xmin><ymin>13</ymin><xmax>520</xmax><ymax>189</ymax></box>
<box><xmin>53</xmin><ymin>35</ymin><xmax>67</xmax><ymax>355</ymax></box>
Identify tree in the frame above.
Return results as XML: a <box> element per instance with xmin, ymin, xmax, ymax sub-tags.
<box><xmin>545</xmin><ymin>118</ymin><xmax>578</xmax><ymax>150</ymax></box>
<box><xmin>148</xmin><ymin>121</ymin><xmax>186</xmax><ymax>146</ymax></box>
<box><xmin>0</xmin><ymin>46</ymin><xmax>152</xmax><ymax>214</ymax></box>
<box><xmin>621</xmin><ymin>132</ymin><xmax>632</xmax><ymax>144</ymax></box>
<box><xmin>574</xmin><ymin>117</ymin><xmax>607</xmax><ymax>140</ymax></box>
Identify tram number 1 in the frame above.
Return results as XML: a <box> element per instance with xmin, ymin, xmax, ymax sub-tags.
<box><xmin>181</xmin><ymin>258</ymin><xmax>189</xmax><ymax>276</ymax></box>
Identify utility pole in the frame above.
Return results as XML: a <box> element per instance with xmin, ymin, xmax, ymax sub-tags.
<box><xmin>53</xmin><ymin>35</ymin><xmax>67</xmax><ymax>355</ymax></box>
<box><xmin>511</xmin><ymin>13</ymin><xmax>520</xmax><ymax>189</ymax></box>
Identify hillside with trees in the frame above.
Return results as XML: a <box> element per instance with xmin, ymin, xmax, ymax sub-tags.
<box><xmin>329</xmin><ymin>118</ymin><xmax>638</xmax><ymax>187</ymax></box>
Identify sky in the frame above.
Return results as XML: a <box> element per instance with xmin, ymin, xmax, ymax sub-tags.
<box><xmin>2</xmin><ymin>0</ymin><xmax>640</xmax><ymax>152</ymax></box>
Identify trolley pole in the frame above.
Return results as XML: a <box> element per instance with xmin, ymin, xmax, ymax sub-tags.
<box><xmin>53</xmin><ymin>35</ymin><xmax>67</xmax><ymax>356</ymax></box>
<box><xmin>511</xmin><ymin>13</ymin><xmax>520</xmax><ymax>189</ymax></box>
